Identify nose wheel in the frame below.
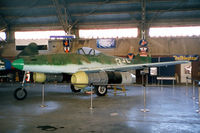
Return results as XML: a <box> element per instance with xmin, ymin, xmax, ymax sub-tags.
<box><xmin>14</xmin><ymin>87</ymin><xmax>27</xmax><ymax>100</ymax></box>
<box><xmin>14</xmin><ymin>71</ymin><xmax>28</xmax><ymax>100</ymax></box>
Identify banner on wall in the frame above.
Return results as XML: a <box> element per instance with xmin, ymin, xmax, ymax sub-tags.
<box><xmin>173</xmin><ymin>55</ymin><xmax>199</xmax><ymax>61</ymax></box>
<box><xmin>97</xmin><ymin>39</ymin><xmax>116</xmax><ymax>48</ymax></box>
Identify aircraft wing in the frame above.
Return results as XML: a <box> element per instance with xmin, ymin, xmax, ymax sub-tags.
<box><xmin>79</xmin><ymin>60</ymin><xmax>189</xmax><ymax>72</ymax></box>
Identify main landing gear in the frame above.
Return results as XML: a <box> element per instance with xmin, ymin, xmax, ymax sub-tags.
<box><xmin>94</xmin><ymin>86</ymin><xmax>107</xmax><ymax>96</ymax></box>
<box><xmin>14</xmin><ymin>71</ymin><xmax>28</xmax><ymax>100</ymax></box>
<box><xmin>70</xmin><ymin>84</ymin><xmax>81</xmax><ymax>93</ymax></box>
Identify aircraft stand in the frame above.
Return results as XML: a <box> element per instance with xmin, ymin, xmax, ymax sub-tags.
<box><xmin>141</xmin><ymin>73</ymin><xmax>149</xmax><ymax>112</ymax></box>
<box><xmin>90</xmin><ymin>86</ymin><xmax>93</xmax><ymax>111</ymax></box>
<box><xmin>113</xmin><ymin>85</ymin><xmax>126</xmax><ymax>96</ymax></box>
<box><xmin>192</xmin><ymin>80</ymin><xmax>196</xmax><ymax>100</ymax></box>
<box><xmin>196</xmin><ymin>86</ymin><xmax>200</xmax><ymax>113</ymax></box>
<box><xmin>40</xmin><ymin>83</ymin><xmax>47</xmax><ymax>108</ymax></box>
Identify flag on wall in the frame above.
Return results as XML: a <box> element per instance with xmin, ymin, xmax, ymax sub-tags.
<box><xmin>139</xmin><ymin>39</ymin><xmax>148</xmax><ymax>47</ymax></box>
<box><xmin>138</xmin><ymin>39</ymin><xmax>149</xmax><ymax>57</ymax></box>
<box><xmin>63</xmin><ymin>40</ymin><xmax>70</xmax><ymax>53</ymax></box>
<box><xmin>127</xmin><ymin>53</ymin><xmax>135</xmax><ymax>60</ymax></box>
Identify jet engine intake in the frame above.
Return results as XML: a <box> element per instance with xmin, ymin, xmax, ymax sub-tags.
<box><xmin>71</xmin><ymin>71</ymin><xmax>89</xmax><ymax>88</ymax></box>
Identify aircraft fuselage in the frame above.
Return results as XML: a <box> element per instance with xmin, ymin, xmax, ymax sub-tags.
<box><xmin>12</xmin><ymin>53</ymin><xmax>151</xmax><ymax>74</ymax></box>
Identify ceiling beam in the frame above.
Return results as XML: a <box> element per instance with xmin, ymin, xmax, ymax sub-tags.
<box><xmin>4</xmin><ymin>7</ymin><xmax>200</xmax><ymax>19</ymax></box>
<box><xmin>67</xmin><ymin>0</ymin><xmax>140</xmax><ymax>6</ymax></box>
<box><xmin>0</xmin><ymin>0</ymin><xmax>179</xmax><ymax>10</ymax></box>
<box><xmin>10</xmin><ymin>19</ymin><xmax>138</xmax><ymax>27</ymax></box>
<box><xmin>148</xmin><ymin>18</ymin><xmax>200</xmax><ymax>27</ymax></box>
<box><xmin>67</xmin><ymin>0</ymin><xmax>176</xmax><ymax>6</ymax></box>
<box><xmin>10</xmin><ymin>17</ymin><xmax>200</xmax><ymax>27</ymax></box>
<box><xmin>0</xmin><ymin>5</ymin><xmax>58</xmax><ymax>10</ymax></box>
<box><xmin>72</xmin><ymin>7</ymin><xmax>200</xmax><ymax>16</ymax></box>
<box><xmin>11</xmin><ymin>18</ymin><xmax>200</xmax><ymax>31</ymax></box>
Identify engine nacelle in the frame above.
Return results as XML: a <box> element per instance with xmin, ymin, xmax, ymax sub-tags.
<box><xmin>33</xmin><ymin>73</ymin><xmax>46</xmax><ymax>83</ymax></box>
<box><xmin>120</xmin><ymin>72</ymin><xmax>136</xmax><ymax>84</ymax></box>
<box><xmin>71</xmin><ymin>71</ymin><xmax>136</xmax><ymax>88</ymax></box>
<box><xmin>106</xmin><ymin>71</ymin><xmax>136</xmax><ymax>84</ymax></box>
<box><xmin>33</xmin><ymin>73</ymin><xmax>63</xmax><ymax>83</ymax></box>
<box><xmin>87</xmin><ymin>71</ymin><xmax>108</xmax><ymax>85</ymax></box>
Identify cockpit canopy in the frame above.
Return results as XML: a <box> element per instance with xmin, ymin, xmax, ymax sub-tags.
<box><xmin>77</xmin><ymin>47</ymin><xmax>101</xmax><ymax>56</ymax></box>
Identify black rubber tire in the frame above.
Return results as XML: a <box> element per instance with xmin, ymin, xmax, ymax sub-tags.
<box><xmin>14</xmin><ymin>87</ymin><xmax>27</xmax><ymax>100</ymax></box>
<box><xmin>94</xmin><ymin>86</ymin><xmax>107</xmax><ymax>96</ymax></box>
<box><xmin>70</xmin><ymin>84</ymin><xmax>81</xmax><ymax>93</ymax></box>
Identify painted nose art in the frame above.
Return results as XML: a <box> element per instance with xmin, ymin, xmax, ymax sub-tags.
<box><xmin>12</xmin><ymin>58</ymin><xmax>24</xmax><ymax>70</ymax></box>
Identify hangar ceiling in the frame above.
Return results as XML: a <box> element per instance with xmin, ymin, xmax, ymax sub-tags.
<box><xmin>0</xmin><ymin>0</ymin><xmax>200</xmax><ymax>31</ymax></box>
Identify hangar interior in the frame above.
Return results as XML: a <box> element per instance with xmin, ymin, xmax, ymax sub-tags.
<box><xmin>0</xmin><ymin>0</ymin><xmax>200</xmax><ymax>133</ymax></box>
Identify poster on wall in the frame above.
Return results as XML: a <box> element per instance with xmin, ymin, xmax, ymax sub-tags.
<box><xmin>180</xmin><ymin>62</ymin><xmax>192</xmax><ymax>83</ymax></box>
<box><xmin>97</xmin><ymin>39</ymin><xmax>116</xmax><ymax>48</ymax></box>
<box><xmin>173</xmin><ymin>55</ymin><xmax>199</xmax><ymax>61</ymax></box>
<box><xmin>150</xmin><ymin>67</ymin><xmax>157</xmax><ymax>76</ymax></box>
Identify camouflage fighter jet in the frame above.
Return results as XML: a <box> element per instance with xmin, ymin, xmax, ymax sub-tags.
<box><xmin>12</xmin><ymin>47</ymin><xmax>188</xmax><ymax>100</ymax></box>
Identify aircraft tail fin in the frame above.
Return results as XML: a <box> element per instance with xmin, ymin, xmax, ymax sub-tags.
<box><xmin>17</xmin><ymin>43</ymin><xmax>39</xmax><ymax>58</ymax></box>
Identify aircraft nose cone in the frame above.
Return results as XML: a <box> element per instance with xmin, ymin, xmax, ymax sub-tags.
<box><xmin>12</xmin><ymin>58</ymin><xmax>24</xmax><ymax>70</ymax></box>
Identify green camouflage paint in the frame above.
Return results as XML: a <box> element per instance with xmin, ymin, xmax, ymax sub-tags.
<box><xmin>21</xmin><ymin>53</ymin><xmax>151</xmax><ymax>66</ymax></box>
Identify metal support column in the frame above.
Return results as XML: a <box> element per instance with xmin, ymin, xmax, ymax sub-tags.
<box><xmin>192</xmin><ymin>80</ymin><xmax>196</xmax><ymax>100</ymax></box>
<box><xmin>141</xmin><ymin>74</ymin><xmax>149</xmax><ymax>112</ymax></box>
<box><xmin>40</xmin><ymin>83</ymin><xmax>47</xmax><ymax>108</ymax></box>
<box><xmin>196</xmin><ymin>86</ymin><xmax>200</xmax><ymax>113</ymax></box>
<box><xmin>90</xmin><ymin>86</ymin><xmax>94</xmax><ymax>111</ymax></box>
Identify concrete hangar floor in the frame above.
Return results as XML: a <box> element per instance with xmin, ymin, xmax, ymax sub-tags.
<box><xmin>0</xmin><ymin>83</ymin><xmax>200</xmax><ymax>133</ymax></box>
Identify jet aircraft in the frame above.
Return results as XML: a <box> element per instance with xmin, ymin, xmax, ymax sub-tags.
<box><xmin>12</xmin><ymin>46</ymin><xmax>188</xmax><ymax>100</ymax></box>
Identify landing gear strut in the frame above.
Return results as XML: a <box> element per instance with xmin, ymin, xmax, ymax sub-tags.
<box><xmin>14</xmin><ymin>71</ymin><xmax>28</xmax><ymax>100</ymax></box>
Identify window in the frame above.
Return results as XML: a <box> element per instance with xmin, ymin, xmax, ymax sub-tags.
<box><xmin>77</xmin><ymin>47</ymin><xmax>101</xmax><ymax>56</ymax></box>
<box><xmin>15</xmin><ymin>30</ymin><xmax>66</xmax><ymax>50</ymax></box>
<box><xmin>0</xmin><ymin>32</ymin><xmax>6</xmax><ymax>40</ymax></box>
<box><xmin>15</xmin><ymin>30</ymin><xmax>65</xmax><ymax>39</ymax></box>
<box><xmin>149</xmin><ymin>26</ymin><xmax>200</xmax><ymax>37</ymax></box>
<box><xmin>79</xmin><ymin>28</ymin><xmax>138</xmax><ymax>39</ymax></box>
